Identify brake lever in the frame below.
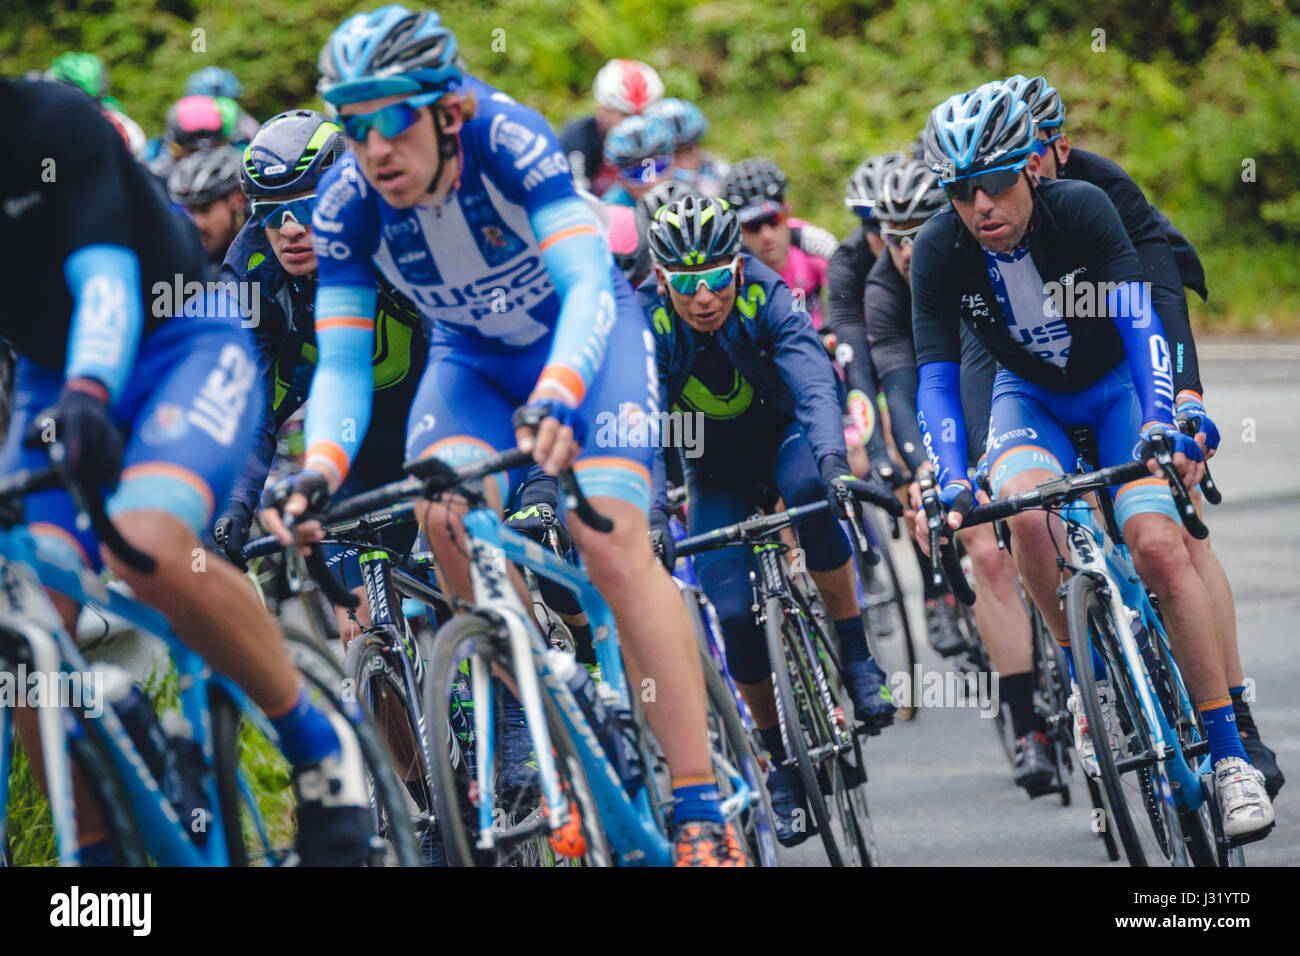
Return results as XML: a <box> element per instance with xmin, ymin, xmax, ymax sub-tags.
<box><xmin>917</xmin><ymin>476</ymin><xmax>944</xmax><ymax>588</ymax></box>
<box><xmin>1150</xmin><ymin>435</ymin><xmax>1208</xmax><ymax>540</ymax></box>
<box><xmin>836</xmin><ymin>486</ymin><xmax>879</xmax><ymax>567</ymax></box>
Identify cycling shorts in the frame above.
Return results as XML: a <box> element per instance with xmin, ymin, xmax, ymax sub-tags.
<box><xmin>403</xmin><ymin>265</ymin><xmax>655</xmax><ymax>515</ymax></box>
<box><xmin>985</xmin><ymin>361</ymin><xmax>1180</xmax><ymax>529</ymax></box>
<box><xmin>1</xmin><ymin>310</ymin><xmax>259</xmax><ymax>572</ymax></box>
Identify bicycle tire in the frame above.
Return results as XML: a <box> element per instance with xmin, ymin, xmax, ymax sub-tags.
<box><xmin>861</xmin><ymin>514</ymin><xmax>917</xmax><ymax>721</ymax></box>
<box><xmin>343</xmin><ymin>630</ymin><xmax>436</xmax><ymax>861</ymax></box>
<box><xmin>1086</xmin><ymin>777</ymin><xmax>1121</xmax><ymax>861</ymax></box>
<box><xmin>282</xmin><ymin>628</ymin><xmax>422</xmax><ymax>866</ymax></box>
<box><xmin>700</xmin><ymin>646</ymin><xmax>777</xmax><ymax>866</ymax></box>
<box><xmin>424</xmin><ymin>613</ymin><xmax>611</xmax><ymax>867</ymax></box>
<box><xmin>764</xmin><ymin>594</ymin><xmax>842</xmax><ymax>864</ymax></box>
<box><xmin>1068</xmin><ymin>574</ymin><xmax>1186</xmax><ymax>866</ymax></box>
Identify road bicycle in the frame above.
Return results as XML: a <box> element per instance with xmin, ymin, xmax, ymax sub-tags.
<box><xmin>0</xmin><ymin>446</ymin><xmax>419</xmax><ymax>866</ymax></box>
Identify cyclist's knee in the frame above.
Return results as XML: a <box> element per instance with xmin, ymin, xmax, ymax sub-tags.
<box><xmin>1126</xmin><ymin>514</ymin><xmax>1190</xmax><ymax>589</ymax></box>
<box><xmin>101</xmin><ymin>509</ymin><xmax>199</xmax><ymax>593</ymax></box>
<box><xmin>571</xmin><ymin>503</ymin><xmax>656</xmax><ymax>592</ymax></box>
<box><xmin>961</xmin><ymin>523</ymin><xmax>1015</xmax><ymax>589</ymax></box>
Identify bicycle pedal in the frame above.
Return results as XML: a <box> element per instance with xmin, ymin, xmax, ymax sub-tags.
<box><xmin>1225</xmin><ymin>820</ymin><xmax>1275</xmax><ymax>850</ymax></box>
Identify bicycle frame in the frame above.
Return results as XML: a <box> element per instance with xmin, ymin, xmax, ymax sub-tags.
<box><xmin>1059</xmin><ymin>500</ymin><xmax>1207</xmax><ymax>813</ymax></box>
<box><xmin>0</xmin><ymin>523</ymin><xmax>274</xmax><ymax>866</ymax></box>
<box><xmin>457</xmin><ymin>506</ymin><xmax>673</xmax><ymax>866</ymax></box>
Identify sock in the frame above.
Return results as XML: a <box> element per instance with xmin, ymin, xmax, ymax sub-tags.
<box><xmin>1058</xmin><ymin>640</ymin><xmax>1107</xmax><ymax>685</ymax></box>
<box><xmin>269</xmin><ymin>688</ymin><xmax>340</xmax><ymax>765</ymax></box>
<box><xmin>1000</xmin><ymin>671</ymin><xmax>1043</xmax><ymax>738</ymax></box>
<box><xmin>1200</xmin><ymin>696</ymin><xmax>1248</xmax><ymax>764</ymax></box>
<box><xmin>672</xmin><ymin>779</ymin><xmax>724</xmax><ymax>825</ymax></box>
<box><xmin>834</xmin><ymin>616</ymin><xmax>873</xmax><ymax>667</ymax></box>
<box><xmin>1229</xmin><ymin>686</ymin><xmax>1257</xmax><ymax>738</ymax></box>
<box><xmin>758</xmin><ymin>725</ymin><xmax>787</xmax><ymax>765</ymax></box>
<box><xmin>78</xmin><ymin>837</ymin><xmax>120</xmax><ymax>867</ymax></box>
<box><xmin>913</xmin><ymin>541</ymin><xmax>944</xmax><ymax>600</ymax></box>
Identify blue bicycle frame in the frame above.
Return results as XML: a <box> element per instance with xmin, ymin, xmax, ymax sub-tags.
<box><xmin>0</xmin><ymin>523</ymin><xmax>278</xmax><ymax>866</ymax></box>
<box><xmin>459</xmin><ymin>507</ymin><xmax>675</xmax><ymax>866</ymax></box>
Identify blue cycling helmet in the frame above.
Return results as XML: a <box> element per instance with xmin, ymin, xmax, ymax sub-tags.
<box><xmin>603</xmin><ymin>114</ymin><xmax>676</xmax><ymax>167</ymax></box>
<box><xmin>923</xmin><ymin>81</ymin><xmax>1035</xmax><ymax>182</ymax></box>
<box><xmin>644</xmin><ymin>98</ymin><xmax>708</xmax><ymax>150</ymax></box>
<box><xmin>1002</xmin><ymin>74</ymin><xmax>1066</xmax><ymax>132</ymax></box>
<box><xmin>317</xmin><ymin>4</ymin><xmax>461</xmax><ymax>107</ymax></box>
<box><xmin>241</xmin><ymin>110</ymin><xmax>345</xmax><ymax>201</ymax></box>
<box><xmin>186</xmin><ymin>66</ymin><xmax>244</xmax><ymax>101</ymax></box>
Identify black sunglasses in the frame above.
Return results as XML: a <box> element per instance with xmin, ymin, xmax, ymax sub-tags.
<box><xmin>942</xmin><ymin>166</ymin><xmax>1023</xmax><ymax>202</ymax></box>
<box><xmin>741</xmin><ymin>211</ymin><xmax>783</xmax><ymax>233</ymax></box>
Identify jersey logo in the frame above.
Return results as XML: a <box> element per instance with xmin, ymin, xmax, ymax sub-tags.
<box><xmin>481</xmin><ymin>226</ymin><xmax>507</xmax><ymax>249</ymax></box>
<box><xmin>3</xmin><ymin>190</ymin><xmax>41</xmax><ymax>219</ymax></box>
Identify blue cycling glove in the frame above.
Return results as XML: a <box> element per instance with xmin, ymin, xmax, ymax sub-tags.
<box><xmin>1136</xmin><ymin>423</ymin><xmax>1203</xmax><ymax>464</ymax></box>
<box><xmin>1175</xmin><ymin>393</ymin><xmax>1219</xmax><ymax>455</ymax></box>
<box><xmin>514</xmin><ymin>397</ymin><xmax>588</xmax><ymax>448</ymax></box>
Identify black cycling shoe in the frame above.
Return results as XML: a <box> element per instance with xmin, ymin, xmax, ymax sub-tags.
<box><xmin>292</xmin><ymin>712</ymin><xmax>376</xmax><ymax>866</ymax></box>
<box><xmin>1238</xmin><ymin>718</ymin><xmax>1284</xmax><ymax>799</ymax></box>
<box><xmin>1013</xmin><ymin>731</ymin><xmax>1055</xmax><ymax>797</ymax></box>
<box><xmin>924</xmin><ymin>595</ymin><xmax>965</xmax><ymax>657</ymax></box>
<box><xmin>767</xmin><ymin>763</ymin><xmax>816</xmax><ymax>847</ymax></box>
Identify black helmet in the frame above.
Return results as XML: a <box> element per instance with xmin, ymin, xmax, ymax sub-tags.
<box><xmin>638</xmin><ymin>178</ymin><xmax>700</xmax><ymax>221</ymax></box>
<box><xmin>719</xmin><ymin>158</ymin><xmax>786</xmax><ymax>219</ymax></box>
<box><xmin>876</xmin><ymin>159</ymin><xmax>946</xmax><ymax>223</ymax></box>
<box><xmin>647</xmin><ymin>195</ymin><xmax>741</xmax><ymax>268</ymax></box>
<box><xmin>845</xmin><ymin>151</ymin><xmax>907</xmax><ymax>221</ymax></box>
<box><xmin>168</xmin><ymin>145</ymin><xmax>243</xmax><ymax>206</ymax></box>
<box><xmin>242</xmin><ymin>110</ymin><xmax>345</xmax><ymax>201</ymax></box>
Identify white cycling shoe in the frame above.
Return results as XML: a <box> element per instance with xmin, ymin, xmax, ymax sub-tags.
<box><xmin>1069</xmin><ymin>679</ymin><xmax>1125</xmax><ymax>778</ymax></box>
<box><xmin>1214</xmin><ymin>757</ymin><xmax>1275</xmax><ymax>841</ymax></box>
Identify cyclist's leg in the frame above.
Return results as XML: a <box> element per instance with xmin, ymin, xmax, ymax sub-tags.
<box><xmin>986</xmin><ymin>369</ymin><xmax>1079</xmax><ymax>647</ymax></box>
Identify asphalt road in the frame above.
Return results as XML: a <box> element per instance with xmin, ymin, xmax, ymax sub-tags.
<box><xmin>780</xmin><ymin>349</ymin><xmax>1300</xmax><ymax>866</ymax></box>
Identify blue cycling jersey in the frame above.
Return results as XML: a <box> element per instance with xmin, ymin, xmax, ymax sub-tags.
<box><xmin>305</xmin><ymin>74</ymin><xmax>618</xmax><ymax>486</ymax></box>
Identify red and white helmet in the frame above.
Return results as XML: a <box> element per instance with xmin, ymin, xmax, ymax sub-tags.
<box><xmin>104</xmin><ymin>108</ymin><xmax>147</xmax><ymax>162</ymax></box>
<box><xmin>593</xmin><ymin>59</ymin><xmax>663</xmax><ymax>115</ymax></box>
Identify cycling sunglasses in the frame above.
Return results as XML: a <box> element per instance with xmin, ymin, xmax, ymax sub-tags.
<box><xmin>619</xmin><ymin>154</ymin><xmax>674</xmax><ymax>184</ymax></box>
<box><xmin>251</xmin><ymin>194</ymin><xmax>316</xmax><ymax>230</ymax></box>
<box><xmin>942</xmin><ymin>163</ymin><xmax>1025</xmax><ymax>202</ymax></box>
<box><xmin>881</xmin><ymin>222</ymin><xmax>926</xmax><ymax>249</ymax></box>
<box><xmin>661</xmin><ymin>256</ymin><xmax>740</xmax><ymax>295</ymax></box>
<box><xmin>741</xmin><ymin>211</ymin><xmax>784</xmax><ymax>233</ymax></box>
<box><xmin>1033</xmin><ymin>130</ymin><xmax>1064</xmax><ymax>155</ymax></box>
<box><xmin>340</xmin><ymin>90</ymin><xmax>444</xmax><ymax>141</ymax></box>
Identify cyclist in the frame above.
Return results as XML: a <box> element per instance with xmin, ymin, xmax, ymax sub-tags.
<box><xmin>835</xmin><ymin>153</ymin><xmax>1054</xmax><ymax>790</ymax></box>
<box><xmin>209</xmin><ymin>110</ymin><xmax>426</xmax><ymax>638</ymax></box>
<box><xmin>642</xmin><ymin>195</ymin><xmax>903</xmax><ymax>846</ymax></box>
<box><xmin>1</xmin><ymin>78</ymin><xmax>373</xmax><ymax>865</ymax></box>
<box><xmin>719</xmin><ymin>159</ymin><xmax>839</xmax><ymax>334</ymax></box>
<box><xmin>642</xmin><ymin>97</ymin><xmax>729</xmax><ymax>197</ymax></box>
<box><xmin>168</xmin><ymin>145</ymin><xmax>247</xmax><ymax>277</ymax></box>
<box><xmin>260</xmin><ymin>5</ymin><xmax>743</xmax><ymax>865</ymax></box>
<box><xmin>599</xmin><ymin>113</ymin><xmax>678</xmax><ymax>207</ymax></box>
<box><xmin>45</xmin><ymin>51</ymin><xmax>147</xmax><ymax>161</ymax></box>
<box><xmin>914</xmin><ymin>81</ymin><xmax>1274</xmax><ymax>839</ymax></box>
<box><xmin>1003</xmin><ymin>73</ymin><xmax>1283</xmax><ymax>797</ymax></box>
<box><xmin>147</xmin><ymin>94</ymin><xmax>235</xmax><ymax>183</ymax></box>
<box><xmin>559</xmin><ymin>58</ymin><xmax>663</xmax><ymax>196</ymax></box>
<box><xmin>185</xmin><ymin>66</ymin><xmax>262</xmax><ymax>143</ymax></box>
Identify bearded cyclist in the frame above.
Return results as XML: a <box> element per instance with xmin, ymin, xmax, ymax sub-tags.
<box><xmin>259</xmin><ymin>5</ymin><xmax>743</xmax><ymax>865</ymax></box>
<box><xmin>1</xmin><ymin>78</ymin><xmax>374</xmax><ymax>865</ymax></box>
<box><xmin>642</xmin><ymin>195</ymin><xmax>903</xmax><ymax>846</ymax></box>
<box><xmin>1004</xmin><ymin>74</ymin><xmax>1283</xmax><ymax>798</ymax></box>
<box><xmin>913</xmin><ymin>81</ymin><xmax>1273</xmax><ymax>840</ymax></box>
<box><xmin>168</xmin><ymin>145</ymin><xmax>247</xmax><ymax>278</ymax></box>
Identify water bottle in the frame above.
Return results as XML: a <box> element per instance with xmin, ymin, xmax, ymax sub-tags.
<box><xmin>101</xmin><ymin>665</ymin><xmax>171</xmax><ymax>796</ymax></box>
<box><xmin>546</xmin><ymin>650</ymin><xmax>642</xmax><ymax>793</ymax></box>
<box><xmin>160</xmin><ymin>711</ymin><xmax>211</xmax><ymax>847</ymax></box>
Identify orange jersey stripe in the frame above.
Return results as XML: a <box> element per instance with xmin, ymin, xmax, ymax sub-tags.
<box><xmin>534</xmin><ymin>365</ymin><xmax>587</xmax><ymax>406</ymax></box>
<box><xmin>316</xmin><ymin>317</ymin><xmax>374</xmax><ymax>332</ymax></box>
<box><xmin>1115</xmin><ymin>476</ymin><xmax>1168</xmax><ymax>500</ymax></box>
<box><xmin>537</xmin><ymin>223</ymin><xmax>599</xmax><ymax>253</ymax></box>
<box><xmin>120</xmin><ymin>463</ymin><xmax>215</xmax><ymax>514</ymax></box>
<box><xmin>305</xmin><ymin>441</ymin><xmax>351</xmax><ymax>484</ymax></box>
<box><xmin>990</xmin><ymin>443</ymin><xmax>1061</xmax><ymax>475</ymax></box>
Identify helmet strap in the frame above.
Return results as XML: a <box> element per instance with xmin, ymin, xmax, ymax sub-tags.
<box><xmin>423</xmin><ymin>102</ymin><xmax>462</xmax><ymax>200</ymax></box>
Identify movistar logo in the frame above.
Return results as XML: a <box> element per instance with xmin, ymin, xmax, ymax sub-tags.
<box><xmin>735</xmin><ymin>283</ymin><xmax>766</xmax><ymax>321</ymax></box>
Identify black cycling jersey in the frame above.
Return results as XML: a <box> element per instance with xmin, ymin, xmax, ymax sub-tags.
<box><xmin>0</xmin><ymin>79</ymin><xmax>206</xmax><ymax>370</ymax></box>
<box><xmin>1059</xmin><ymin>148</ymin><xmax>1203</xmax><ymax>395</ymax></box>
<box><xmin>825</xmin><ymin>225</ymin><xmax>880</xmax><ymax>381</ymax></box>
<box><xmin>912</xmin><ymin>177</ymin><xmax>1146</xmax><ymax>392</ymax></box>
<box><xmin>559</xmin><ymin>114</ymin><xmax>616</xmax><ymax>196</ymax></box>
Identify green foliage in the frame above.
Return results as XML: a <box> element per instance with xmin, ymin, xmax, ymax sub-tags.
<box><xmin>3</xmin><ymin>0</ymin><xmax>1298</xmax><ymax>327</ymax></box>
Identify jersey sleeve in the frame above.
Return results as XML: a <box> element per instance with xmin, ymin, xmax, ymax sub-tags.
<box><xmin>476</xmin><ymin>91</ymin><xmax>581</xmax><ymax>214</ymax></box>
<box><xmin>53</xmin><ymin>98</ymin><xmax>144</xmax><ymax>400</ymax></box>
<box><xmin>304</xmin><ymin>156</ymin><xmax>382</xmax><ymax>488</ymax></box>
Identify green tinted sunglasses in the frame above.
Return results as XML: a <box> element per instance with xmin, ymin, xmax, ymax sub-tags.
<box><xmin>662</xmin><ymin>256</ymin><xmax>740</xmax><ymax>295</ymax></box>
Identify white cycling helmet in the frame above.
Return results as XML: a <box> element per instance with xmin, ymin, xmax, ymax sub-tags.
<box><xmin>593</xmin><ymin>59</ymin><xmax>663</xmax><ymax>115</ymax></box>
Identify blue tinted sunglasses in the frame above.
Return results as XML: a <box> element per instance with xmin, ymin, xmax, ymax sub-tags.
<box><xmin>619</xmin><ymin>154</ymin><xmax>674</xmax><ymax>184</ymax></box>
<box><xmin>662</xmin><ymin>256</ymin><xmax>740</xmax><ymax>295</ymax></box>
<box><xmin>251</xmin><ymin>194</ymin><xmax>316</xmax><ymax>229</ymax></box>
<box><xmin>341</xmin><ymin>91</ymin><xmax>444</xmax><ymax>142</ymax></box>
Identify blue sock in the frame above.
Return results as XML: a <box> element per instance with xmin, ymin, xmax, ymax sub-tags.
<box><xmin>835</xmin><ymin>616</ymin><xmax>873</xmax><ymax>667</ymax></box>
<box><xmin>1059</xmin><ymin>641</ymin><xmax>1107</xmax><ymax>684</ymax></box>
<box><xmin>270</xmin><ymin>688</ymin><xmax>340</xmax><ymax>765</ymax></box>
<box><xmin>78</xmin><ymin>838</ymin><xmax>120</xmax><ymax>866</ymax></box>
<box><xmin>673</xmin><ymin>781</ymin><xmax>724</xmax><ymax>825</ymax></box>
<box><xmin>1200</xmin><ymin>698</ymin><xmax>1248</xmax><ymax>764</ymax></box>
